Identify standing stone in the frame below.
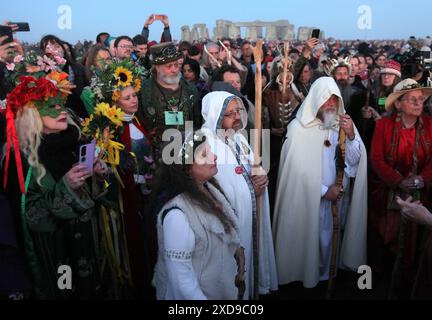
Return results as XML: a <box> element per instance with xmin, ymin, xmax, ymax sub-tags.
<box><xmin>181</xmin><ymin>26</ymin><xmax>192</xmax><ymax>42</ymax></box>
<box><xmin>266</xmin><ymin>25</ymin><xmax>278</xmax><ymax>40</ymax></box>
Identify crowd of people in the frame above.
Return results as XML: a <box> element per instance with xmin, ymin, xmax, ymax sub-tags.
<box><xmin>0</xmin><ymin>15</ymin><xmax>432</xmax><ymax>300</ymax></box>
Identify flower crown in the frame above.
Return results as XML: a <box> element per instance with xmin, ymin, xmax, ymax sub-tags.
<box><xmin>5</xmin><ymin>50</ymin><xmax>67</xmax><ymax>86</ymax></box>
<box><xmin>2</xmin><ymin>71</ymin><xmax>73</xmax><ymax>195</ymax></box>
<box><xmin>90</xmin><ymin>58</ymin><xmax>144</xmax><ymax>104</ymax></box>
<box><xmin>6</xmin><ymin>71</ymin><xmax>72</xmax><ymax>117</ymax></box>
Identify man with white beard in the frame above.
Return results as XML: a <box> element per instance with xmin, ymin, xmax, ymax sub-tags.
<box><xmin>273</xmin><ymin>77</ymin><xmax>368</xmax><ymax>290</ymax></box>
<box><xmin>138</xmin><ymin>42</ymin><xmax>201</xmax><ymax>158</ymax></box>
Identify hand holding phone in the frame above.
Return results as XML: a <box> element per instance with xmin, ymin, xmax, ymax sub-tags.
<box><xmin>10</xmin><ymin>22</ymin><xmax>30</xmax><ymax>32</ymax></box>
<box><xmin>311</xmin><ymin>29</ymin><xmax>321</xmax><ymax>40</ymax></box>
<box><xmin>0</xmin><ymin>26</ymin><xmax>13</xmax><ymax>44</ymax></box>
<box><xmin>155</xmin><ymin>14</ymin><xmax>169</xmax><ymax>27</ymax></box>
<box><xmin>79</xmin><ymin>140</ymin><xmax>96</xmax><ymax>175</ymax></box>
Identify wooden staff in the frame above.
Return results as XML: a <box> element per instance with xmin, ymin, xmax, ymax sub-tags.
<box><xmin>251</xmin><ymin>39</ymin><xmax>263</xmax><ymax>300</ymax></box>
<box><xmin>282</xmin><ymin>42</ymin><xmax>290</xmax><ymax>96</ymax></box>
<box><xmin>326</xmin><ymin>127</ymin><xmax>346</xmax><ymax>299</ymax></box>
<box><xmin>219</xmin><ymin>40</ymin><xmax>232</xmax><ymax>66</ymax></box>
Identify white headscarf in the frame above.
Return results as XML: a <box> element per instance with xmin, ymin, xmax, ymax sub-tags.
<box><xmin>201</xmin><ymin>91</ymin><xmax>248</xmax><ymax>132</ymax></box>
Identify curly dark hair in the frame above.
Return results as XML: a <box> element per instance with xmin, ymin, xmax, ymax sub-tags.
<box><xmin>152</xmin><ymin>133</ymin><xmax>235</xmax><ymax>234</ymax></box>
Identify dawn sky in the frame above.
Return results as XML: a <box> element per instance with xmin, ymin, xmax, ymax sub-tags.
<box><xmin>2</xmin><ymin>0</ymin><xmax>431</xmax><ymax>44</ymax></box>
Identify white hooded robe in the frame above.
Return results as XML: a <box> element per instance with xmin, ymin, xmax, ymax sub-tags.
<box><xmin>201</xmin><ymin>91</ymin><xmax>278</xmax><ymax>297</ymax></box>
<box><xmin>272</xmin><ymin>77</ymin><xmax>368</xmax><ymax>288</ymax></box>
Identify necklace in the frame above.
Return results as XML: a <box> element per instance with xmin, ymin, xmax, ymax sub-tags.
<box><xmin>156</xmin><ymin>82</ymin><xmax>183</xmax><ymax>112</ymax></box>
<box><xmin>224</xmin><ymin>137</ymin><xmax>245</xmax><ymax>175</ymax></box>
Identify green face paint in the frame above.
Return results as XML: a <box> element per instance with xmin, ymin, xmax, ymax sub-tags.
<box><xmin>37</xmin><ymin>104</ymin><xmax>68</xmax><ymax>118</ymax></box>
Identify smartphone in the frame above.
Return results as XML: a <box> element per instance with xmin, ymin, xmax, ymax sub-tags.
<box><xmin>0</xmin><ymin>26</ymin><xmax>13</xmax><ymax>44</ymax></box>
<box><xmin>79</xmin><ymin>140</ymin><xmax>96</xmax><ymax>175</ymax></box>
<box><xmin>154</xmin><ymin>14</ymin><xmax>164</xmax><ymax>21</ymax></box>
<box><xmin>311</xmin><ymin>29</ymin><xmax>321</xmax><ymax>39</ymax></box>
<box><xmin>10</xmin><ymin>22</ymin><xmax>30</xmax><ymax>32</ymax></box>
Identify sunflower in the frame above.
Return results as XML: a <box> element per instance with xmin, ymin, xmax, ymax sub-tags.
<box><xmin>112</xmin><ymin>90</ymin><xmax>121</xmax><ymax>102</ymax></box>
<box><xmin>105</xmin><ymin>105</ymin><xmax>124</xmax><ymax>127</ymax></box>
<box><xmin>82</xmin><ymin>114</ymin><xmax>93</xmax><ymax>127</ymax></box>
<box><xmin>134</xmin><ymin>78</ymin><xmax>142</xmax><ymax>92</ymax></box>
<box><xmin>94</xmin><ymin>102</ymin><xmax>110</xmax><ymax>117</ymax></box>
<box><xmin>94</xmin><ymin>102</ymin><xmax>124</xmax><ymax>127</ymax></box>
<box><xmin>114</xmin><ymin>66</ymin><xmax>133</xmax><ymax>87</ymax></box>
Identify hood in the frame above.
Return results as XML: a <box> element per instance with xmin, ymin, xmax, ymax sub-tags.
<box><xmin>295</xmin><ymin>77</ymin><xmax>345</xmax><ymax>128</ymax></box>
<box><xmin>201</xmin><ymin>91</ymin><xmax>248</xmax><ymax>132</ymax></box>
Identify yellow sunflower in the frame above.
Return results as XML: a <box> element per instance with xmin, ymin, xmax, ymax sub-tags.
<box><xmin>112</xmin><ymin>90</ymin><xmax>121</xmax><ymax>102</ymax></box>
<box><xmin>94</xmin><ymin>102</ymin><xmax>124</xmax><ymax>127</ymax></box>
<box><xmin>105</xmin><ymin>105</ymin><xmax>124</xmax><ymax>127</ymax></box>
<box><xmin>94</xmin><ymin>102</ymin><xmax>110</xmax><ymax>117</ymax></box>
<box><xmin>134</xmin><ymin>78</ymin><xmax>142</xmax><ymax>92</ymax></box>
<box><xmin>114</xmin><ymin>66</ymin><xmax>133</xmax><ymax>87</ymax></box>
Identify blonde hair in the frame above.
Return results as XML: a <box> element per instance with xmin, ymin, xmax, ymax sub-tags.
<box><xmin>14</xmin><ymin>105</ymin><xmax>81</xmax><ymax>185</ymax></box>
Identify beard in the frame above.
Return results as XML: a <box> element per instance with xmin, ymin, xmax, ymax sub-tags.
<box><xmin>337</xmin><ymin>82</ymin><xmax>354</xmax><ymax>106</ymax></box>
<box><xmin>158</xmin><ymin>72</ymin><xmax>181</xmax><ymax>85</ymax></box>
<box><xmin>323</xmin><ymin>110</ymin><xmax>338</xmax><ymax>128</ymax></box>
<box><xmin>336</xmin><ymin>79</ymin><xmax>349</xmax><ymax>87</ymax></box>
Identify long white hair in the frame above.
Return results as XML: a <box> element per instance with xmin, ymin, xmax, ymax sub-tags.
<box><xmin>14</xmin><ymin>105</ymin><xmax>80</xmax><ymax>185</ymax></box>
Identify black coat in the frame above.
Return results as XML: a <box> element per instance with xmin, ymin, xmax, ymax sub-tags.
<box><xmin>64</xmin><ymin>63</ymin><xmax>89</xmax><ymax>119</ymax></box>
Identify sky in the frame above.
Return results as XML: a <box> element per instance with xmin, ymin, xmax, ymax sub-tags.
<box><xmin>2</xmin><ymin>0</ymin><xmax>432</xmax><ymax>44</ymax></box>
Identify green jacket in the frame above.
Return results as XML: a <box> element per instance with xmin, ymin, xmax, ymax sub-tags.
<box><xmin>19</xmin><ymin>165</ymin><xmax>102</xmax><ymax>299</ymax></box>
<box><xmin>138</xmin><ymin>77</ymin><xmax>201</xmax><ymax>154</ymax></box>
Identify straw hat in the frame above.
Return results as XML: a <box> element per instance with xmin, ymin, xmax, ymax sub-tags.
<box><xmin>385</xmin><ymin>78</ymin><xmax>432</xmax><ymax>111</ymax></box>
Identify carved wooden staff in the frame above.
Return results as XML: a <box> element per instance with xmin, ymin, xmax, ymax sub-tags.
<box><xmin>280</xmin><ymin>42</ymin><xmax>290</xmax><ymax>111</ymax></box>
<box><xmin>282</xmin><ymin>42</ymin><xmax>290</xmax><ymax>96</ymax></box>
<box><xmin>251</xmin><ymin>39</ymin><xmax>263</xmax><ymax>300</ymax></box>
<box><xmin>326</xmin><ymin>127</ymin><xmax>346</xmax><ymax>299</ymax></box>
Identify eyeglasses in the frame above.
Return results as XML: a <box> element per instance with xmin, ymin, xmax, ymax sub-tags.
<box><xmin>224</xmin><ymin>107</ymin><xmax>245</xmax><ymax>119</ymax></box>
<box><xmin>118</xmin><ymin>45</ymin><xmax>133</xmax><ymax>50</ymax></box>
<box><xmin>400</xmin><ymin>96</ymin><xmax>426</xmax><ymax>105</ymax></box>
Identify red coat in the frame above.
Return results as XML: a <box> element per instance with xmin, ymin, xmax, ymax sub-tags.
<box><xmin>369</xmin><ymin>114</ymin><xmax>432</xmax><ymax>270</ymax></box>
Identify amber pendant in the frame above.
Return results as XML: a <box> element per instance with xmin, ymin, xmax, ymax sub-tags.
<box><xmin>235</xmin><ymin>166</ymin><xmax>244</xmax><ymax>175</ymax></box>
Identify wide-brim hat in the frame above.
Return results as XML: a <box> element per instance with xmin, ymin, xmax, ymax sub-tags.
<box><xmin>385</xmin><ymin>78</ymin><xmax>432</xmax><ymax>111</ymax></box>
<box><xmin>150</xmin><ymin>42</ymin><xmax>182</xmax><ymax>65</ymax></box>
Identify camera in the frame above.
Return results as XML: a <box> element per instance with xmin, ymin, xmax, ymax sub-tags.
<box><xmin>397</xmin><ymin>49</ymin><xmax>428</xmax><ymax>78</ymax></box>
